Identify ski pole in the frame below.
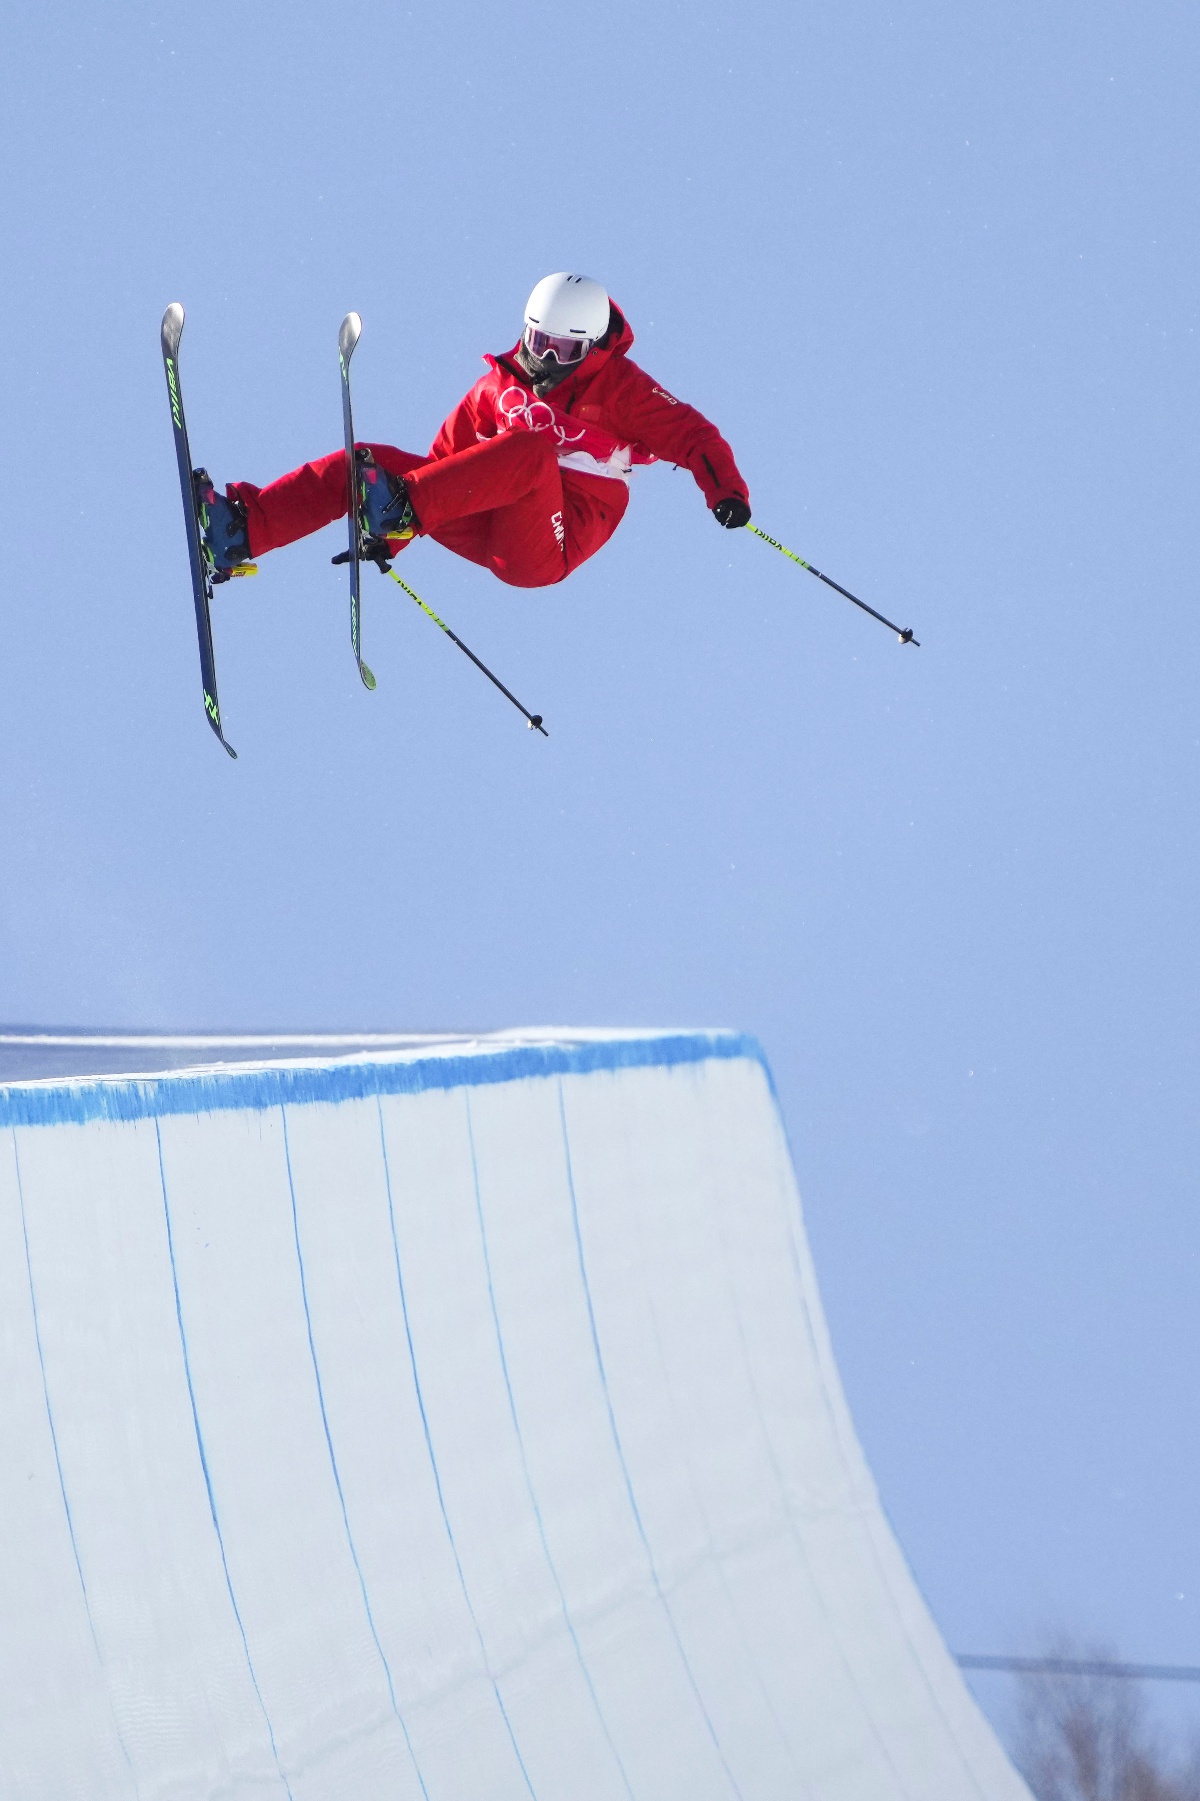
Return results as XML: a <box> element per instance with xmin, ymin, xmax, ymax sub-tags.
<box><xmin>332</xmin><ymin>550</ymin><xmax>548</xmax><ymax>735</ymax></box>
<box><xmin>388</xmin><ymin>569</ymin><xmax>548</xmax><ymax>734</ymax></box>
<box><xmin>387</xmin><ymin>568</ymin><xmax>548</xmax><ymax>734</ymax></box>
<box><xmin>746</xmin><ymin>523</ymin><xmax>920</xmax><ymax>647</ymax></box>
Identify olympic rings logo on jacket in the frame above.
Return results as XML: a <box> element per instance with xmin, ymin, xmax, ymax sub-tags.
<box><xmin>495</xmin><ymin>386</ymin><xmax>588</xmax><ymax>449</ymax></box>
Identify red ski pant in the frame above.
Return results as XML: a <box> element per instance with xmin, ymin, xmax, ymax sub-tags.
<box><xmin>230</xmin><ymin>430</ymin><xmax>609</xmax><ymax>589</ymax></box>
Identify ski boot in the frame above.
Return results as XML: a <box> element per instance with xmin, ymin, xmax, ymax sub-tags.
<box><xmin>194</xmin><ymin>471</ymin><xmax>257</xmax><ymax>581</ymax></box>
<box><xmin>356</xmin><ymin>449</ymin><xmax>418</xmax><ymax>549</ymax></box>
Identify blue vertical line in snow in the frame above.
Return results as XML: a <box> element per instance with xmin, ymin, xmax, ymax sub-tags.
<box><xmin>636</xmin><ymin>1284</ymin><xmax>813</xmax><ymax>1799</ymax></box>
<box><xmin>153</xmin><ymin>1119</ymin><xmax>294</xmax><ymax>1801</ymax></box>
<box><xmin>707</xmin><ymin>1133</ymin><xmax>912</xmax><ymax>1800</ymax></box>
<box><xmin>375</xmin><ymin>1096</ymin><xmax>539</xmax><ymax>1801</ymax></box>
<box><xmin>555</xmin><ymin>1081</ymin><xmax>745</xmax><ymax>1801</ymax></box>
<box><xmin>11</xmin><ymin>1130</ymin><xmax>143</xmax><ymax>1799</ymax></box>
<box><xmin>775</xmin><ymin>1196</ymin><xmax>929</xmax><ymax>1801</ymax></box>
<box><xmin>463</xmin><ymin>1095</ymin><xmax>638</xmax><ymax>1801</ymax></box>
<box><xmin>277</xmin><ymin>1107</ymin><xmax>430</xmax><ymax>1801</ymax></box>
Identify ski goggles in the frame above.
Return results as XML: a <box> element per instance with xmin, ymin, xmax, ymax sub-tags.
<box><xmin>523</xmin><ymin>325</ymin><xmax>592</xmax><ymax>366</ymax></box>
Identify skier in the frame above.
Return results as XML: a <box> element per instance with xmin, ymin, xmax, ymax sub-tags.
<box><xmin>196</xmin><ymin>273</ymin><xmax>751</xmax><ymax>589</ymax></box>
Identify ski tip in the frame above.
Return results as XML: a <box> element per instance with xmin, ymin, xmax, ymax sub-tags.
<box><xmin>359</xmin><ymin>662</ymin><xmax>377</xmax><ymax>691</ymax></box>
<box><xmin>339</xmin><ymin>312</ymin><xmax>363</xmax><ymax>357</ymax></box>
<box><xmin>161</xmin><ymin>302</ymin><xmax>185</xmax><ymax>351</ymax></box>
<box><xmin>223</xmin><ymin>740</ymin><xmax>238</xmax><ymax>760</ymax></box>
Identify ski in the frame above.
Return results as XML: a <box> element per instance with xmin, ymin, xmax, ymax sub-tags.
<box><xmin>337</xmin><ymin>312</ymin><xmax>376</xmax><ymax>691</ymax></box>
<box><xmin>160</xmin><ymin>304</ymin><xmax>238</xmax><ymax>759</ymax></box>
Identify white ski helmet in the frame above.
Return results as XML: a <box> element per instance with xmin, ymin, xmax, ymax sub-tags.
<box><xmin>523</xmin><ymin>272</ymin><xmax>610</xmax><ymax>366</ymax></box>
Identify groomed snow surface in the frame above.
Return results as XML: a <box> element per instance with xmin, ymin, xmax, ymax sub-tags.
<box><xmin>0</xmin><ymin>1030</ymin><xmax>1030</xmax><ymax>1800</ymax></box>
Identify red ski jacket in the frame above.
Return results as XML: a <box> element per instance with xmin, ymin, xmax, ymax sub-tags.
<box><xmin>429</xmin><ymin>303</ymin><xmax>749</xmax><ymax>514</ymax></box>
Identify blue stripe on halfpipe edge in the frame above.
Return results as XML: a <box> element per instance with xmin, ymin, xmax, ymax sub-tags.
<box><xmin>0</xmin><ymin>1030</ymin><xmax>770</xmax><ymax>1130</ymax></box>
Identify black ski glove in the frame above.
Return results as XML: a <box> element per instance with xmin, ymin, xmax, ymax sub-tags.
<box><xmin>713</xmin><ymin>496</ymin><xmax>751</xmax><ymax>530</ymax></box>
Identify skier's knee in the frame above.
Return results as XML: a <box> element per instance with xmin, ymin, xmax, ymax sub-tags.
<box><xmin>503</xmin><ymin>429</ymin><xmax>557</xmax><ymax>475</ymax></box>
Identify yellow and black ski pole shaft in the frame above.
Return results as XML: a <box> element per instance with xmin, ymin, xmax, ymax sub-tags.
<box><xmin>746</xmin><ymin>524</ymin><xmax>920</xmax><ymax>647</ymax></box>
<box><xmin>384</xmin><ymin>564</ymin><xmax>548</xmax><ymax>736</ymax></box>
<box><xmin>333</xmin><ymin>546</ymin><xmax>548</xmax><ymax>732</ymax></box>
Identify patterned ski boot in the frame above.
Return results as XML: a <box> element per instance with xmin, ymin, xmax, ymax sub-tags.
<box><xmin>193</xmin><ymin>471</ymin><xmax>256</xmax><ymax>580</ymax></box>
<box><xmin>356</xmin><ymin>449</ymin><xmax>418</xmax><ymax>549</ymax></box>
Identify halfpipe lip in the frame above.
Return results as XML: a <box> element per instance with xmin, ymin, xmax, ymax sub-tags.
<box><xmin>0</xmin><ymin>1025</ymin><xmax>748</xmax><ymax>1085</ymax></box>
<box><xmin>0</xmin><ymin>1028</ymin><xmax>770</xmax><ymax>1128</ymax></box>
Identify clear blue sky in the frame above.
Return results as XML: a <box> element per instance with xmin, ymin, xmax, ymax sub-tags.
<box><xmin>1</xmin><ymin>0</ymin><xmax>1197</xmax><ymax>1753</ymax></box>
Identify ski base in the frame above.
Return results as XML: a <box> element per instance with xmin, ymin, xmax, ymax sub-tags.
<box><xmin>161</xmin><ymin>303</ymin><xmax>237</xmax><ymax>758</ymax></box>
<box><xmin>337</xmin><ymin>312</ymin><xmax>376</xmax><ymax>691</ymax></box>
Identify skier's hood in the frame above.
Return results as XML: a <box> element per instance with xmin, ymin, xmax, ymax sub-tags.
<box><xmin>488</xmin><ymin>301</ymin><xmax>634</xmax><ymax>395</ymax></box>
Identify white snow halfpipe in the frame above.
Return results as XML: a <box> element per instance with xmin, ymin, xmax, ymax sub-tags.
<box><xmin>0</xmin><ymin>1029</ymin><xmax>1029</xmax><ymax>1800</ymax></box>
